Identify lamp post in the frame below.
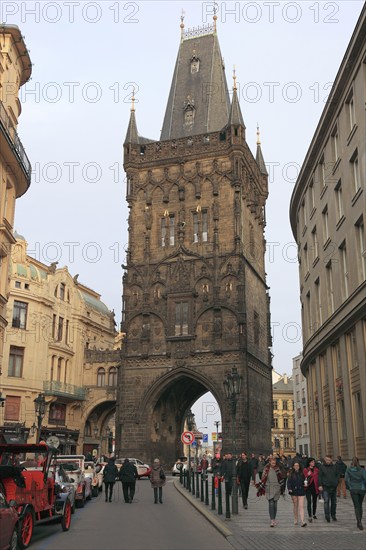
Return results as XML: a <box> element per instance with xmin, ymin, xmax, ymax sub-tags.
<box><xmin>186</xmin><ymin>409</ymin><xmax>195</xmax><ymax>491</ymax></box>
<box><xmin>214</xmin><ymin>420</ymin><xmax>221</xmax><ymax>454</ymax></box>
<box><xmin>33</xmin><ymin>393</ymin><xmax>47</xmax><ymax>444</ymax></box>
<box><xmin>223</xmin><ymin>366</ymin><xmax>243</xmax><ymax>515</ymax></box>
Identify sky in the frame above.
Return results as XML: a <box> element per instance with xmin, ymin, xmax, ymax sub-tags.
<box><xmin>5</xmin><ymin>0</ymin><xmax>364</xmax><ymax>439</ymax></box>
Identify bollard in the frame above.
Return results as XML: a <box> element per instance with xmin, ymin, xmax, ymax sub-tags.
<box><xmin>218</xmin><ymin>478</ymin><xmax>223</xmax><ymax>515</ymax></box>
<box><xmin>201</xmin><ymin>472</ymin><xmax>204</xmax><ymax>502</ymax></box>
<box><xmin>183</xmin><ymin>469</ymin><xmax>186</xmax><ymax>488</ymax></box>
<box><xmin>205</xmin><ymin>474</ymin><xmax>209</xmax><ymax>506</ymax></box>
<box><xmin>192</xmin><ymin>467</ymin><xmax>195</xmax><ymax>495</ymax></box>
<box><xmin>225</xmin><ymin>485</ymin><xmax>231</xmax><ymax>519</ymax></box>
<box><xmin>217</xmin><ymin>479</ymin><xmax>222</xmax><ymax>516</ymax></box>
<box><xmin>211</xmin><ymin>475</ymin><xmax>216</xmax><ymax>510</ymax></box>
<box><xmin>196</xmin><ymin>472</ymin><xmax>200</xmax><ymax>499</ymax></box>
<box><xmin>179</xmin><ymin>466</ymin><xmax>183</xmax><ymax>485</ymax></box>
<box><xmin>187</xmin><ymin>467</ymin><xmax>191</xmax><ymax>492</ymax></box>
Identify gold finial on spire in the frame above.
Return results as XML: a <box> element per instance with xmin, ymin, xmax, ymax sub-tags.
<box><xmin>213</xmin><ymin>2</ymin><xmax>218</xmax><ymax>32</ymax></box>
<box><xmin>233</xmin><ymin>65</ymin><xmax>237</xmax><ymax>91</ymax></box>
<box><xmin>256</xmin><ymin>124</ymin><xmax>261</xmax><ymax>145</ymax></box>
<box><xmin>180</xmin><ymin>9</ymin><xmax>185</xmax><ymax>38</ymax></box>
<box><xmin>131</xmin><ymin>87</ymin><xmax>135</xmax><ymax>112</ymax></box>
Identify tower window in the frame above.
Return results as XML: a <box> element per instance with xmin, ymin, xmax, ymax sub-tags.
<box><xmin>175</xmin><ymin>302</ymin><xmax>189</xmax><ymax>336</ymax></box>
<box><xmin>161</xmin><ymin>215</ymin><xmax>175</xmax><ymax>247</ymax></box>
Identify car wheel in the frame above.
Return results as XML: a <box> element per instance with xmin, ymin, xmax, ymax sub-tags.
<box><xmin>86</xmin><ymin>489</ymin><xmax>92</xmax><ymax>501</ymax></box>
<box><xmin>61</xmin><ymin>500</ymin><xmax>72</xmax><ymax>531</ymax></box>
<box><xmin>76</xmin><ymin>492</ymin><xmax>85</xmax><ymax>508</ymax></box>
<box><xmin>9</xmin><ymin>528</ymin><xmax>18</xmax><ymax>550</ymax></box>
<box><xmin>18</xmin><ymin>510</ymin><xmax>34</xmax><ymax>549</ymax></box>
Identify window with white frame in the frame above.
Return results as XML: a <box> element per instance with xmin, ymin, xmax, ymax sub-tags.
<box><xmin>322</xmin><ymin>205</ymin><xmax>329</xmax><ymax>244</ymax></box>
<box><xmin>339</xmin><ymin>241</ymin><xmax>349</xmax><ymax>299</ymax></box>
<box><xmin>350</xmin><ymin>150</ymin><xmax>361</xmax><ymax>195</ymax></box>
<box><xmin>326</xmin><ymin>261</ymin><xmax>335</xmax><ymax>315</ymax></box>
<box><xmin>355</xmin><ymin>217</ymin><xmax>365</xmax><ymax>281</ymax></box>
<box><xmin>335</xmin><ymin>180</ymin><xmax>343</xmax><ymax>221</ymax></box>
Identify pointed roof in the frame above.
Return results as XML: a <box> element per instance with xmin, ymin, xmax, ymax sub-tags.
<box><xmin>124</xmin><ymin>107</ymin><xmax>139</xmax><ymax>145</ymax></box>
<box><xmin>255</xmin><ymin>126</ymin><xmax>268</xmax><ymax>176</ymax></box>
<box><xmin>228</xmin><ymin>79</ymin><xmax>245</xmax><ymax>128</ymax></box>
<box><xmin>124</xmin><ymin>92</ymin><xmax>154</xmax><ymax>145</ymax></box>
<box><xmin>160</xmin><ymin>26</ymin><xmax>230</xmax><ymax>140</ymax></box>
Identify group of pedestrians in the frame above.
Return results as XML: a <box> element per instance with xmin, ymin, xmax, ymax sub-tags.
<box><xmin>101</xmin><ymin>456</ymin><xmax>166</xmax><ymax>504</ymax></box>
<box><xmin>211</xmin><ymin>451</ymin><xmax>366</xmax><ymax>530</ymax></box>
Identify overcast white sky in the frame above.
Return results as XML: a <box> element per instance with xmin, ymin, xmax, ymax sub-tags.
<box><xmin>5</xmin><ymin>0</ymin><xmax>363</xmax><ymax>437</ymax></box>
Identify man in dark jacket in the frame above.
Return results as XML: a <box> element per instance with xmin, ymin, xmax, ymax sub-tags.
<box><xmin>119</xmin><ymin>458</ymin><xmax>138</xmax><ymax>503</ymax></box>
<box><xmin>318</xmin><ymin>455</ymin><xmax>340</xmax><ymax>522</ymax></box>
<box><xmin>221</xmin><ymin>452</ymin><xmax>236</xmax><ymax>496</ymax></box>
<box><xmin>236</xmin><ymin>452</ymin><xmax>251</xmax><ymax>509</ymax></box>
<box><xmin>103</xmin><ymin>457</ymin><xmax>119</xmax><ymax>502</ymax></box>
<box><xmin>335</xmin><ymin>456</ymin><xmax>347</xmax><ymax>498</ymax></box>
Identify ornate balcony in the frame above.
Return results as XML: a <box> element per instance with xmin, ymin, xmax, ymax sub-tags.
<box><xmin>43</xmin><ymin>380</ymin><xmax>86</xmax><ymax>401</ymax></box>
<box><xmin>0</xmin><ymin>101</ymin><xmax>31</xmax><ymax>195</ymax></box>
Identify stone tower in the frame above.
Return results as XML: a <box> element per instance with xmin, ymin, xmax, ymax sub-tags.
<box><xmin>117</xmin><ymin>18</ymin><xmax>273</xmax><ymax>465</ymax></box>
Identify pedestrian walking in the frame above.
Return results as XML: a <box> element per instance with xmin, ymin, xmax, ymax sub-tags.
<box><xmin>287</xmin><ymin>460</ymin><xmax>307</xmax><ymax>527</ymax></box>
<box><xmin>250</xmin><ymin>453</ymin><xmax>259</xmax><ymax>484</ymax></box>
<box><xmin>318</xmin><ymin>454</ymin><xmax>340</xmax><ymax>522</ymax></box>
<box><xmin>201</xmin><ymin>454</ymin><xmax>209</xmax><ymax>474</ymax></box>
<box><xmin>335</xmin><ymin>456</ymin><xmax>347</xmax><ymax>498</ymax></box>
<box><xmin>303</xmin><ymin>457</ymin><xmax>319</xmax><ymax>522</ymax></box>
<box><xmin>103</xmin><ymin>457</ymin><xmax>119</xmax><ymax>502</ymax></box>
<box><xmin>220</xmin><ymin>452</ymin><xmax>236</xmax><ymax>497</ymax></box>
<box><xmin>150</xmin><ymin>458</ymin><xmax>166</xmax><ymax>503</ymax></box>
<box><xmin>257</xmin><ymin>455</ymin><xmax>265</xmax><ymax>480</ymax></box>
<box><xmin>237</xmin><ymin>452</ymin><xmax>251</xmax><ymax>509</ymax></box>
<box><xmin>256</xmin><ymin>456</ymin><xmax>285</xmax><ymax>527</ymax></box>
<box><xmin>119</xmin><ymin>458</ymin><xmax>138</xmax><ymax>503</ymax></box>
<box><xmin>345</xmin><ymin>456</ymin><xmax>366</xmax><ymax>530</ymax></box>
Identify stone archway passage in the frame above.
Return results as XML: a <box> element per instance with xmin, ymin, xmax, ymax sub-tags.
<box><xmin>118</xmin><ymin>369</ymin><xmax>222</xmax><ymax>467</ymax></box>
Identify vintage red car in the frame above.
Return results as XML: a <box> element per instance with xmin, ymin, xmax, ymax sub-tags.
<box><xmin>0</xmin><ymin>480</ymin><xmax>18</xmax><ymax>550</ymax></box>
<box><xmin>0</xmin><ymin>443</ymin><xmax>72</xmax><ymax>549</ymax></box>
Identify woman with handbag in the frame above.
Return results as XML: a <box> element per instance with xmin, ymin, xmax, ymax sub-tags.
<box><xmin>255</xmin><ymin>456</ymin><xmax>285</xmax><ymax>527</ymax></box>
<box><xmin>150</xmin><ymin>458</ymin><xmax>166</xmax><ymax>503</ymax></box>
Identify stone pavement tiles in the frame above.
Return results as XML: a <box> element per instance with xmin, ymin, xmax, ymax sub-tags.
<box><xmin>175</xmin><ymin>478</ymin><xmax>365</xmax><ymax>550</ymax></box>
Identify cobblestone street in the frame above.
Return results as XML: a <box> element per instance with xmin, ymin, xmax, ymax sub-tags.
<box><xmin>175</xmin><ymin>478</ymin><xmax>366</xmax><ymax>549</ymax></box>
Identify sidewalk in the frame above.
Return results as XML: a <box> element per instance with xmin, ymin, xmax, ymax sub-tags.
<box><xmin>174</xmin><ymin>477</ymin><xmax>365</xmax><ymax>550</ymax></box>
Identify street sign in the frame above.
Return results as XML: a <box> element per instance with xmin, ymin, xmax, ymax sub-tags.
<box><xmin>202</xmin><ymin>434</ymin><xmax>208</xmax><ymax>443</ymax></box>
<box><xmin>181</xmin><ymin>431</ymin><xmax>195</xmax><ymax>445</ymax></box>
<box><xmin>191</xmin><ymin>441</ymin><xmax>197</xmax><ymax>448</ymax></box>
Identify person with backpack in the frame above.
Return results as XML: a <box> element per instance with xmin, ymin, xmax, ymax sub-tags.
<box><xmin>150</xmin><ymin>458</ymin><xmax>166</xmax><ymax>503</ymax></box>
<box><xmin>103</xmin><ymin>457</ymin><xmax>119</xmax><ymax>502</ymax></box>
<box><xmin>335</xmin><ymin>455</ymin><xmax>347</xmax><ymax>498</ymax></box>
<box><xmin>119</xmin><ymin>458</ymin><xmax>138</xmax><ymax>503</ymax></box>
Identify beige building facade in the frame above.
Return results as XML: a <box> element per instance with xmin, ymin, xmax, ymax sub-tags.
<box><xmin>0</xmin><ymin>235</ymin><xmax>118</xmax><ymax>453</ymax></box>
<box><xmin>290</xmin><ymin>7</ymin><xmax>366</xmax><ymax>461</ymax></box>
<box><xmin>272</xmin><ymin>373</ymin><xmax>296</xmax><ymax>456</ymax></box>
<box><xmin>0</xmin><ymin>25</ymin><xmax>32</xmax><ymax>393</ymax></box>
<box><xmin>292</xmin><ymin>354</ymin><xmax>310</xmax><ymax>456</ymax></box>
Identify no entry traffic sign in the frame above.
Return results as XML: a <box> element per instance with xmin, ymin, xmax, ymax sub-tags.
<box><xmin>181</xmin><ymin>431</ymin><xmax>195</xmax><ymax>445</ymax></box>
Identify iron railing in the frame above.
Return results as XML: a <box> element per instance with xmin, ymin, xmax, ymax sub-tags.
<box><xmin>0</xmin><ymin>100</ymin><xmax>31</xmax><ymax>179</ymax></box>
<box><xmin>43</xmin><ymin>380</ymin><xmax>86</xmax><ymax>400</ymax></box>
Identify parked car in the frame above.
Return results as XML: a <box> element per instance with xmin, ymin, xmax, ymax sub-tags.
<box><xmin>115</xmin><ymin>458</ymin><xmax>151</xmax><ymax>479</ymax></box>
<box><xmin>53</xmin><ymin>466</ymin><xmax>76</xmax><ymax>514</ymax></box>
<box><xmin>0</xmin><ymin>443</ymin><xmax>72</xmax><ymax>549</ymax></box>
<box><xmin>83</xmin><ymin>462</ymin><xmax>99</xmax><ymax>497</ymax></box>
<box><xmin>172</xmin><ymin>457</ymin><xmax>187</xmax><ymax>476</ymax></box>
<box><xmin>56</xmin><ymin>456</ymin><xmax>92</xmax><ymax>508</ymax></box>
<box><xmin>95</xmin><ymin>462</ymin><xmax>107</xmax><ymax>491</ymax></box>
<box><xmin>0</xmin><ymin>479</ymin><xmax>18</xmax><ymax>550</ymax></box>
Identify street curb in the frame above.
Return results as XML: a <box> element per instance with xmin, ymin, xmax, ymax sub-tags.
<box><xmin>173</xmin><ymin>478</ymin><xmax>233</xmax><ymax>539</ymax></box>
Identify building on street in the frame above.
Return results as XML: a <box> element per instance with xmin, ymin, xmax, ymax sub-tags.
<box><xmin>292</xmin><ymin>354</ymin><xmax>310</xmax><ymax>456</ymax></box>
<box><xmin>290</xmin><ymin>6</ymin><xmax>366</xmax><ymax>461</ymax></box>
<box><xmin>272</xmin><ymin>373</ymin><xmax>295</xmax><ymax>456</ymax></box>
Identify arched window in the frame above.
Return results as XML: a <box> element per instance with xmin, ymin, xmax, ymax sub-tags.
<box><xmin>108</xmin><ymin>367</ymin><xmax>118</xmax><ymax>386</ymax></box>
<box><xmin>57</xmin><ymin>357</ymin><xmax>62</xmax><ymax>382</ymax></box>
<box><xmin>97</xmin><ymin>367</ymin><xmax>105</xmax><ymax>387</ymax></box>
<box><xmin>84</xmin><ymin>421</ymin><xmax>91</xmax><ymax>436</ymax></box>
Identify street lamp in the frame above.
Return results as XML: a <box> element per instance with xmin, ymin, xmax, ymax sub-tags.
<box><xmin>223</xmin><ymin>366</ymin><xmax>243</xmax><ymax>515</ymax></box>
<box><xmin>186</xmin><ymin>409</ymin><xmax>195</xmax><ymax>491</ymax></box>
<box><xmin>33</xmin><ymin>393</ymin><xmax>47</xmax><ymax>444</ymax></box>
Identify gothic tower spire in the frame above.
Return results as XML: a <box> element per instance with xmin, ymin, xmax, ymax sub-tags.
<box><xmin>160</xmin><ymin>20</ymin><xmax>230</xmax><ymax>140</ymax></box>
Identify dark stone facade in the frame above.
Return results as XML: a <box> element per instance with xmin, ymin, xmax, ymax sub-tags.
<box><xmin>117</xmin><ymin>26</ymin><xmax>273</xmax><ymax>466</ymax></box>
